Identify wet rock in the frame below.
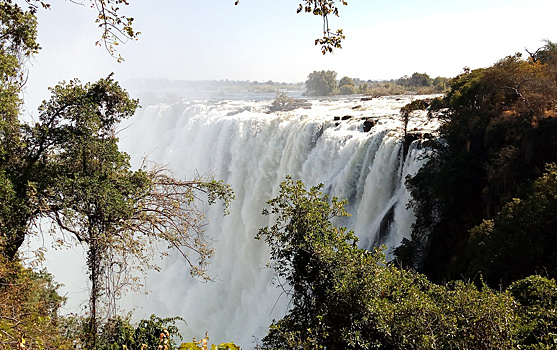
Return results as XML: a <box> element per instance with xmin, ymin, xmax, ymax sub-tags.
<box><xmin>363</xmin><ymin>118</ymin><xmax>377</xmax><ymax>132</ymax></box>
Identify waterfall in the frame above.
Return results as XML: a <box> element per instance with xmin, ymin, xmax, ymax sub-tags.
<box><xmin>93</xmin><ymin>95</ymin><xmax>439</xmax><ymax>348</ymax></box>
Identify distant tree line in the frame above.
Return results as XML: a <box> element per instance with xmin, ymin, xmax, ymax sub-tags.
<box><xmin>304</xmin><ymin>70</ymin><xmax>449</xmax><ymax>96</ymax></box>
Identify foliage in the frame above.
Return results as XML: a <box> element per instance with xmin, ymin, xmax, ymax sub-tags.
<box><xmin>19</xmin><ymin>76</ymin><xmax>233</xmax><ymax>340</ymax></box>
<box><xmin>433</xmin><ymin>76</ymin><xmax>449</xmax><ymax>92</ymax></box>
<box><xmin>338</xmin><ymin>76</ymin><xmax>356</xmax><ymax>95</ymax></box>
<box><xmin>295</xmin><ymin>0</ymin><xmax>347</xmax><ymax>54</ymax></box>
<box><xmin>235</xmin><ymin>0</ymin><xmax>348</xmax><ymax>53</ymax></box>
<box><xmin>0</xmin><ymin>1</ymin><xmax>41</xmax><ymax>260</ymax></box>
<box><xmin>302</xmin><ymin>71</ymin><xmax>448</xmax><ymax>97</ymax></box>
<box><xmin>62</xmin><ymin>314</ymin><xmax>184</xmax><ymax>350</ymax></box>
<box><xmin>508</xmin><ymin>275</ymin><xmax>557</xmax><ymax>348</ymax></box>
<box><xmin>338</xmin><ymin>76</ymin><xmax>354</xmax><ymax>87</ymax></box>
<box><xmin>404</xmin><ymin>42</ymin><xmax>557</xmax><ymax>283</ymax></box>
<box><xmin>270</xmin><ymin>92</ymin><xmax>295</xmax><ymax>112</ymax></box>
<box><xmin>257</xmin><ymin>177</ymin><xmax>518</xmax><ymax>350</ymax></box>
<box><xmin>467</xmin><ymin>163</ymin><xmax>557</xmax><ymax>287</ymax></box>
<box><xmin>24</xmin><ymin>0</ymin><xmax>348</xmax><ymax>59</ymax></box>
<box><xmin>527</xmin><ymin>39</ymin><xmax>557</xmax><ymax>64</ymax></box>
<box><xmin>0</xmin><ymin>2</ymin><xmax>234</xmax><ymax>343</ymax></box>
<box><xmin>396</xmin><ymin>72</ymin><xmax>434</xmax><ymax>87</ymax></box>
<box><xmin>305</xmin><ymin>70</ymin><xmax>337</xmax><ymax>96</ymax></box>
<box><xmin>359</xmin><ymin>81</ymin><xmax>407</xmax><ymax>96</ymax></box>
<box><xmin>356</xmin><ymin>77</ymin><xmax>449</xmax><ymax>96</ymax></box>
<box><xmin>16</xmin><ymin>0</ymin><xmax>138</xmax><ymax>61</ymax></box>
<box><xmin>338</xmin><ymin>84</ymin><xmax>356</xmax><ymax>95</ymax></box>
<box><xmin>0</xmin><ymin>256</ymin><xmax>72</xmax><ymax>349</ymax></box>
<box><xmin>179</xmin><ymin>333</ymin><xmax>242</xmax><ymax>350</ymax></box>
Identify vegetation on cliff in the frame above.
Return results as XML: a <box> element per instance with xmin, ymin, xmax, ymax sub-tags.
<box><xmin>256</xmin><ymin>177</ymin><xmax>557</xmax><ymax>349</ymax></box>
<box><xmin>399</xmin><ymin>41</ymin><xmax>557</xmax><ymax>288</ymax></box>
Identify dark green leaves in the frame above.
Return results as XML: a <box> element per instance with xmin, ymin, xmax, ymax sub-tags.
<box><xmin>258</xmin><ymin>177</ymin><xmax>518</xmax><ymax>349</ymax></box>
<box><xmin>297</xmin><ymin>0</ymin><xmax>348</xmax><ymax>54</ymax></box>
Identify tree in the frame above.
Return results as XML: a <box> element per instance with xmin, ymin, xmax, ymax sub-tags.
<box><xmin>338</xmin><ymin>76</ymin><xmax>355</xmax><ymax>87</ymax></box>
<box><xmin>256</xmin><ymin>176</ymin><xmax>379</xmax><ymax>349</ymax></box>
<box><xmin>433</xmin><ymin>76</ymin><xmax>449</xmax><ymax>92</ymax></box>
<box><xmin>338</xmin><ymin>84</ymin><xmax>356</xmax><ymax>95</ymax></box>
<box><xmin>0</xmin><ymin>3</ymin><xmax>234</xmax><ymax>345</ymax></box>
<box><xmin>296</xmin><ymin>0</ymin><xmax>347</xmax><ymax>54</ymax></box>
<box><xmin>257</xmin><ymin>177</ymin><xmax>516</xmax><ymax>350</ymax></box>
<box><xmin>338</xmin><ymin>76</ymin><xmax>356</xmax><ymax>95</ymax></box>
<box><xmin>235</xmin><ymin>0</ymin><xmax>348</xmax><ymax>54</ymax></box>
<box><xmin>25</xmin><ymin>76</ymin><xmax>233</xmax><ymax>344</ymax></box>
<box><xmin>305</xmin><ymin>70</ymin><xmax>337</xmax><ymax>96</ymax></box>
<box><xmin>62</xmin><ymin>314</ymin><xmax>184</xmax><ymax>350</ymax></box>
<box><xmin>508</xmin><ymin>275</ymin><xmax>557</xmax><ymax>348</ymax></box>
<box><xmin>409</xmin><ymin>72</ymin><xmax>433</xmax><ymax>87</ymax></box>
<box><xmin>358</xmin><ymin>82</ymin><xmax>369</xmax><ymax>94</ymax></box>
<box><xmin>0</xmin><ymin>1</ymin><xmax>42</xmax><ymax>260</ymax></box>
<box><xmin>9</xmin><ymin>0</ymin><xmax>138</xmax><ymax>61</ymax></box>
<box><xmin>270</xmin><ymin>92</ymin><xmax>296</xmax><ymax>112</ymax></box>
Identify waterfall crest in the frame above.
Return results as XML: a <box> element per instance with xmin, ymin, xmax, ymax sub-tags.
<box><xmin>117</xmin><ymin>95</ymin><xmax>438</xmax><ymax>347</ymax></box>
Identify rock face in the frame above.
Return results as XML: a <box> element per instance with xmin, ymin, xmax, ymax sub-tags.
<box><xmin>402</xmin><ymin>132</ymin><xmax>425</xmax><ymax>159</ymax></box>
<box><xmin>361</xmin><ymin>96</ymin><xmax>377</xmax><ymax>101</ymax></box>
<box><xmin>363</xmin><ymin>118</ymin><xmax>377</xmax><ymax>132</ymax></box>
<box><xmin>333</xmin><ymin>115</ymin><xmax>353</xmax><ymax>121</ymax></box>
<box><xmin>332</xmin><ymin>116</ymin><xmax>377</xmax><ymax>132</ymax></box>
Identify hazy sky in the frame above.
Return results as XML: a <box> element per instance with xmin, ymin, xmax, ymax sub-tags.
<box><xmin>22</xmin><ymin>0</ymin><xmax>557</xmax><ymax>112</ymax></box>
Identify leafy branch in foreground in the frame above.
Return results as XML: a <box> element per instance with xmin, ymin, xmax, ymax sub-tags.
<box><xmin>20</xmin><ymin>0</ymin><xmax>139</xmax><ymax>61</ymax></box>
<box><xmin>235</xmin><ymin>0</ymin><xmax>347</xmax><ymax>54</ymax></box>
<box><xmin>297</xmin><ymin>0</ymin><xmax>347</xmax><ymax>54</ymax></box>
<box><xmin>27</xmin><ymin>0</ymin><xmax>348</xmax><ymax>59</ymax></box>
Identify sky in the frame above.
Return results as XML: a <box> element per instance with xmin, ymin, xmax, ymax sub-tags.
<box><xmin>21</xmin><ymin>0</ymin><xmax>557</xmax><ymax>113</ymax></box>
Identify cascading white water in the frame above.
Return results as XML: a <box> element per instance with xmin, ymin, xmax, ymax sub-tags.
<box><xmin>114</xmin><ymin>94</ymin><xmax>437</xmax><ymax>348</ymax></box>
